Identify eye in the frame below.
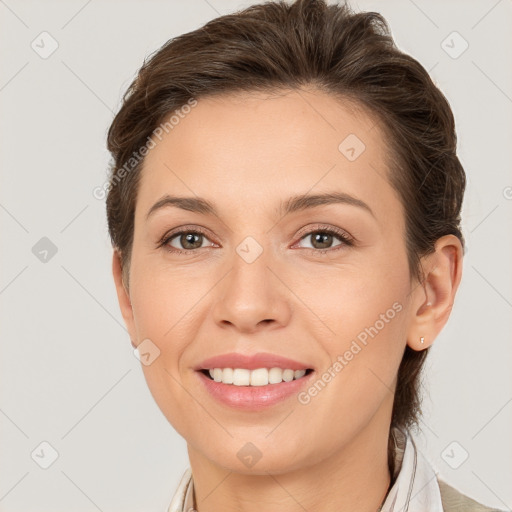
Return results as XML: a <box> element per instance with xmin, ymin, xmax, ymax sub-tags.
<box><xmin>159</xmin><ymin>227</ymin><xmax>215</xmax><ymax>254</ymax></box>
<box><xmin>158</xmin><ymin>224</ymin><xmax>354</xmax><ymax>255</ymax></box>
<box><xmin>294</xmin><ymin>225</ymin><xmax>354</xmax><ymax>254</ymax></box>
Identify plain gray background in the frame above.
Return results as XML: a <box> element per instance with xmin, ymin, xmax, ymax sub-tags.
<box><xmin>1</xmin><ymin>0</ymin><xmax>511</xmax><ymax>511</ymax></box>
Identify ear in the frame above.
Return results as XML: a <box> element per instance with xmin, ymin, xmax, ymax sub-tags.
<box><xmin>112</xmin><ymin>250</ymin><xmax>137</xmax><ymax>347</ymax></box>
<box><xmin>406</xmin><ymin>235</ymin><xmax>464</xmax><ymax>351</ymax></box>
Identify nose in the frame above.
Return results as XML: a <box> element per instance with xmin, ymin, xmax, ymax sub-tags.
<box><xmin>211</xmin><ymin>243</ymin><xmax>292</xmax><ymax>334</ymax></box>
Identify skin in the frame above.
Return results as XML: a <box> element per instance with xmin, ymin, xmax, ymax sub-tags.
<box><xmin>112</xmin><ymin>88</ymin><xmax>463</xmax><ymax>512</ymax></box>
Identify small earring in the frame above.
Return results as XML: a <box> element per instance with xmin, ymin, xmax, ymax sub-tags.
<box><xmin>426</xmin><ymin>301</ymin><xmax>432</xmax><ymax>307</ymax></box>
<box><xmin>420</xmin><ymin>336</ymin><xmax>425</xmax><ymax>344</ymax></box>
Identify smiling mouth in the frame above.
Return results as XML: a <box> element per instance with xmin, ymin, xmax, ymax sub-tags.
<box><xmin>199</xmin><ymin>368</ymin><xmax>314</xmax><ymax>386</ymax></box>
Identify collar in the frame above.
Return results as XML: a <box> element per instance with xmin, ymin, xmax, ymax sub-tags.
<box><xmin>379</xmin><ymin>427</ymin><xmax>444</xmax><ymax>512</ymax></box>
<box><xmin>167</xmin><ymin>428</ymin><xmax>444</xmax><ymax>512</ymax></box>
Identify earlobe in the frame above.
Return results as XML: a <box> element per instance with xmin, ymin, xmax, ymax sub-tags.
<box><xmin>406</xmin><ymin>235</ymin><xmax>463</xmax><ymax>351</ymax></box>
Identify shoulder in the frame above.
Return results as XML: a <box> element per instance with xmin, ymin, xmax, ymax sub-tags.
<box><xmin>437</xmin><ymin>477</ymin><xmax>507</xmax><ymax>512</ymax></box>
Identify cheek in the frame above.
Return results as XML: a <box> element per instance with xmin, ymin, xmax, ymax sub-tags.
<box><xmin>128</xmin><ymin>257</ymin><xmax>213</xmax><ymax>407</ymax></box>
<box><xmin>292</xmin><ymin>250</ymin><xmax>409</xmax><ymax>340</ymax></box>
<box><xmin>294</xmin><ymin>277</ymin><xmax>408</xmax><ymax>443</ymax></box>
<box><xmin>128</xmin><ymin>252</ymin><xmax>206</xmax><ymax>338</ymax></box>
<box><xmin>129</xmin><ymin>268</ymin><xmax>204</xmax><ymax>437</ymax></box>
<box><xmin>290</xmin><ymin>245</ymin><xmax>410</xmax><ymax>392</ymax></box>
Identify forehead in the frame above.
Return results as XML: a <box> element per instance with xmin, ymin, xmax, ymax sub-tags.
<box><xmin>136</xmin><ymin>87</ymin><xmax>400</xmax><ymax>225</ymax></box>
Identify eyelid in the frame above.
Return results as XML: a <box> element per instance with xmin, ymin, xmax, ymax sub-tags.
<box><xmin>294</xmin><ymin>223</ymin><xmax>354</xmax><ymax>243</ymax></box>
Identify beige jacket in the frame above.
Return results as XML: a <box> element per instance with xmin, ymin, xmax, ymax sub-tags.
<box><xmin>437</xmin><ymin>479</ymin><xmax>504</xmax><ymax>512</ymax></box>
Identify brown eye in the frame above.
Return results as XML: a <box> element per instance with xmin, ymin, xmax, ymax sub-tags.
<box><xmin>173</xmin><ymin>232</ymin><xmax>205</xmax><ymax>250</ymax></box>
<box><xmin>296</xmin><ymin>227</ymin><xmax>353</xmax><ymax>253</ymax></box>
<box><xmin>161</xmin><ymin>228</ymin><xmax>215</xmax><ymax>253</ymax></box>
<box><xmin>308</xmin><ymin>232</ymin><xmax>337</xmax><ymax>250</ymax></box>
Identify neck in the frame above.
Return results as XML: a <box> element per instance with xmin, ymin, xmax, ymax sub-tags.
<box><xmin>187</xmin><ymin>404</ymin><xmax>393</xmax><ymax>512</ymax></box>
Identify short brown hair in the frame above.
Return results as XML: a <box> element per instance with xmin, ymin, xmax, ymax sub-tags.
<box><xmin>106</xmin><ymin>0</ymin><xmax>466</xmax><ymax>477</ymax></box>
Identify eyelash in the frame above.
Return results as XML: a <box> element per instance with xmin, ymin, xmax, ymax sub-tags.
<box><xmin>158</xmin><ymin>224</ymin><xmax>354</xmax><ymax>256</ymax></box>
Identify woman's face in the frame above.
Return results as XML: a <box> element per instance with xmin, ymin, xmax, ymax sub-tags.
<box><xmin>115</xmin><ymin>88</ymin><xmax>425</xmax><ymax>474</ymax></box>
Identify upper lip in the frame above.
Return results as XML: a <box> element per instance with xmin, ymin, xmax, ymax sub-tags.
<box><xmin>194</xmin><ymin>352</ymin><xmax>314</xmax><ymax>371</ymax></box>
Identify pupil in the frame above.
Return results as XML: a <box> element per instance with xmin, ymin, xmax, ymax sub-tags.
<box><xmin>182</xmin><ymin>233</ymin><xmax>201</xmax><ymax>249</ymax></box>
<box><xmin>314</xmin><ymin>233</ymin><xmax>331</xmax><ymax>249</ymax></box>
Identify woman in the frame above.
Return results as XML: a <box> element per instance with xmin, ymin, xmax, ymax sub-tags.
<box><xmin>105</xmin><ymin>0</ymin><xmax>503</xmax><ymax>510</ymax></box>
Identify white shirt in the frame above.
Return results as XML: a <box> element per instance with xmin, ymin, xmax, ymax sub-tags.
<box><xmin>167</xmin><ymin>427</ymin><xmax>444</xmax><ymax>512</ymax></box>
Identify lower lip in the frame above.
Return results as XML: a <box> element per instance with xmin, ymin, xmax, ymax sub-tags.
<box><xmin>196</xmin><ymin>370</ymin><xmax>315</xmax><ymax>411</ymax></box>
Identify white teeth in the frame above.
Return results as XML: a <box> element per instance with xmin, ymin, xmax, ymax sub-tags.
<box><xmin>206</xmin><ymin>367</ymin><xmax>309</xmax><ymax>386</ymax></box>
<box><xmin>294</xmin><ymin>369</ymin><xmax>306</xmax><ymax>379</ymax></box>
<box><xmin>250</xmin><ymin>368</ymin><xmax>268</xmax><ymax>386</ymax></box>
<box><xmin>212</xmin><ymin>368</ymin><xmax>223</xmax><ymax>382</ymax></box>
<box><xmin>221</xmin><ymin>367</ymin><xmax>234</xmax><ymax>384</ymax></box>
<box><xmin>233</xmin><ymin>368</ymin><xmax>250</xmax><ymax>386</ymax></box>
<box><xmin>282</xmin><ymin>369</ymin><xmax>294</xmax><ymax>382</ymax></box>
<box><xmin>268</xmin><ymin>367</ymin><xmax>282</xmax><ymax>384</ymax></box>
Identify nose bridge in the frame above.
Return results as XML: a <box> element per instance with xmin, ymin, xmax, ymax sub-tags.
<box><xmin>212</xmin><ymin>232</ymin><xmax>289</xmax><ymax>331</ymax></box>
<box><xmin>238</xmin><ymin>233</ymin><xmax>272</xmax><ymax>279</ymax></box>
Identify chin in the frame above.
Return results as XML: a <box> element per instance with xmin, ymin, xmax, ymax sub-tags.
<box><xmin>202</xmin><ymin>437</ymin><xmax>324</xmax><ymax>476</ymax></box>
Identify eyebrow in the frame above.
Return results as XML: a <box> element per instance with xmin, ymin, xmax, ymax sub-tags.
<box><xmin>146</xmin><ymin>191</ymin><xmax>375</xmax><ymax>220</ymax></box>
